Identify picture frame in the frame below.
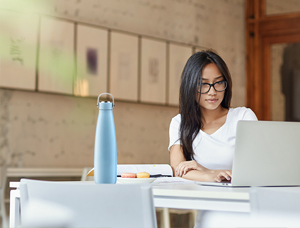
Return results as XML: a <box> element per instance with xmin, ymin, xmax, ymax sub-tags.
<box><xmin>140</xmin><ymin>37</ymin><xmax>167</xmax><ymax>104</ymax></box>
<box><xmin>0</xmin><ymin>10</ymin><xmax>39</xmax><ymax>90</ymax></box>
<box><xmin>38</xmin><ymin>17</ymin><xmax>75</xmax><ymax>95</ymax></box>
<box><xmin>75</xmin><ymin>24</ymin><xmax>108</xmax><ymax>97</ymax></box>
<box><xmin>168</xmin><ymin>43</ymin><xmax>193</xmax><ymax>106</ymax></box>
<box><xmin>109</xmin><ymin>31</ymin><xmax>139</xmax><ymax>101</ymax></box>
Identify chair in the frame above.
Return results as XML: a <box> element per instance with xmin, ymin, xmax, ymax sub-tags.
<box><xmin>250</xmin><ymin>187</ymin><xmax>300</xmax><ymax>213</ymax></box>
<box><xmin>195</xmin><ymin>187</ymin><xmax>300</xmax><ymax>227</ymax></box>
<box><xmin>0</xmin><ymin>164</ymin><xmax>8</xmax><ymax>228</ymax></box>
<box><xmin>20</xmin><ymin>178</ymin><xmax>157</xmax><ymax>228</ymax></box>
<box><xmin>80</xmin><ymin>167</ymin><xmax>196</xmax><ymax>228</ymax></box>
<box><xmin>249</xmin><ymin>187</ymin><xmax>300</xmax><ymax>226</ymax></box>
<box><xmin>194</xmin><ymin>210</ymin><xmax>250</xmax><ymax>228</ymax></box>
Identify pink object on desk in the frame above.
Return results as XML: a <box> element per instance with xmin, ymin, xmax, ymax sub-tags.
<box><xmin>121</xmin><ymin>172</ymin><xmax>137</xmax><ymax>178</ymax></box>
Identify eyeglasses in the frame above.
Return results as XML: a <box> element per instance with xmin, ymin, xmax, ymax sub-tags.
<box><xmin>198</xmin><ymin>81</ymin><xmax>227</xmax><ymax>94</ymax></box>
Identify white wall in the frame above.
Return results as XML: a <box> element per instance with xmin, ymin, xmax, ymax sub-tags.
<box><xmin>0</xmin><ymin>0</ymin><xmax>246</xmax><ymax>168</ymax></box>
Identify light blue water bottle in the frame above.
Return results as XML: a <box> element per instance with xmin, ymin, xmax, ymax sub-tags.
<box><xmin>94</xmin><ymin>93</ymin><xmax>117</xmax><ymax>184</ymax></box>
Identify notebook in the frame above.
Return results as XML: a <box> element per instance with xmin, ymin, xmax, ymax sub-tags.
<box><xmin>196</xmin><ymin>120</ymin><xmax>300</xmax><ymax>187</ymax></box>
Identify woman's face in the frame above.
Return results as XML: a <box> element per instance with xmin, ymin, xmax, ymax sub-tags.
<box><xmin>197</xmin><ymin>63</ymin><xmax>226</xmax><ymax>111</ymax></box>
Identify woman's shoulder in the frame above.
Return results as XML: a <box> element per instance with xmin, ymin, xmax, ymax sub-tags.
<box><xmin>169</xmin><ymin>114</ymin><xmax>181</xmax><ymax>133</ymax></box>
<box><xmin>228</xmin><ymin>107</ymin><xmax>258</xmax><ymax>121</ymax></box>
<box><xmin>229</xmin><ymin>106</ymin><xmax>251</xmax><ymax>115</ymax></box>
<box><xmin>170</xmin><ymin>114</ymin><xmax>181</xmax><ymax>125</ymax></box>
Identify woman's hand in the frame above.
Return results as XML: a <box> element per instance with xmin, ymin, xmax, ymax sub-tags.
<box><xmin>175</xmin><ymin>160</ymin><xmax>208</xmax><ymax>177</ymax></box>
<box><xmin>170</xmin><ymin>145</ymin><xmax>232</xmax><ymax>182</ymax></box>
<box><xmin>214</xmin><ymin>170</ymin><xmax>232</xmax><ymax>182</ymax></box>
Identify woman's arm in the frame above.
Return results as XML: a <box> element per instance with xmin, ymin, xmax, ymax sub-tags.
<box><xmin>170</xmin><ymin>144</ymin><xmax>232</xmax><ymax>182</ymax></box>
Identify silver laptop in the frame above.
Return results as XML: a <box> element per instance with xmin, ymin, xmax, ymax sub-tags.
<box><xmin>196</xmin><ymin>120</ymin><xmax>300</xmax><ymax>187</ymax></box>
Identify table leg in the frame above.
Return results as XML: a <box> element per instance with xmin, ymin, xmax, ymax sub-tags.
<box><xmin>162</xmin><ymin>208</ymin><xmax>170</xmax><ymax>228</ymax></box>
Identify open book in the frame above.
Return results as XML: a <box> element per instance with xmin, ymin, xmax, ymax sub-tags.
<box><xmin>87</xmin><ymin>164</ymin><xmax>173</xmax><ymax>177</ymax></box>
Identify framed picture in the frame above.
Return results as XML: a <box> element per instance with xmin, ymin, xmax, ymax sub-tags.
<box><xmin>75</xmin><ymin>24</ymin><xmax>108</xmax><ymax>97</ymax></box>
<box><xmin>0</xmin><ymin>10</ymin><xmax>39</xmax><ymax>90</ymax></box>
<box><xmin>38</xmin><ymin>17</ymin><xmax>75</xmax><ymax>95</ymax></box>
<box><xmin>140</xmin><ymin>37</ymin><xmax>167</xmax><ymax>104</ymax></box>
<box><xmin>110</xmin><ymin>31</ymin><xmax>139</xmax><ymax>101</ymax></box>
<box><xmin>168</xmin><ymin>43</ymin><xmax>193</xmax><ymax>106</ymax></box>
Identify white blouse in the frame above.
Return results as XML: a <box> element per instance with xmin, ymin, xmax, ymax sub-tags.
<box><xmin>168</xmin><ymin>107</ymin><xmax>258</xmax><ymax>170</ymax></box>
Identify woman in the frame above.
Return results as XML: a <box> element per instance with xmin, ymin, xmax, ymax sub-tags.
<box><xmin>169</xmin><ymin>50</ymin><xmax>257</xmax><ymax>182</ymax></box>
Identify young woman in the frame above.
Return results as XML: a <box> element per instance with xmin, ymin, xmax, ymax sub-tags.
<box><xmin>169</xmin><ymin>50</ymin><xmax>257</xmax><ymax>182</ymax></box>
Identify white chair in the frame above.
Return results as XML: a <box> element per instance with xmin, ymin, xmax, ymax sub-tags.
<box><xmin>0</xmin><ymin>164</ymin><xmax>8</xmax><ymax>228</ymax></box>
<box><xmin>195</xmin><ymin>187</ymin><xmax>300</xmax><ymax>227</ymax></box>
<box><xmin>80</xmin><ymin>167</ymin><xmax>196</xmax><ymax>228</ymax></box>
<box><xmin>249</xmin><ymin>187</ymin><xmax>300</xmax><ymax>226</ymax></box>
<box><xmin>250</xmin><ymin>186</ymin><xmax>300</xmax><ymax>213</ymax></box>
<box><xmin>20</xmin><ymin>178</ymin><xmax>157</xmax><ymax>228</ymax></box>
<box><xmin>194</xmin><ymin>210</ymin><xmax>250</xmax><ymax>228</ymax></box>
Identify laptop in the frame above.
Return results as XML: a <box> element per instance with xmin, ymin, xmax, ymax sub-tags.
<box><xmin>196</xmin><ymin>120</ymin><xmax>300</xmax><ymax>187</ymax></box>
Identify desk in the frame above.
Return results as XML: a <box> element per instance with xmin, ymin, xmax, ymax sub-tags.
<box><xmin>153</xmin><ymin>183</ymin><xmax>250</xmax><ymax>212</ymax></box>
<box><xmin>9</xmin><ymin>178</ymin><xmax>251</xmax><ymax>228</ymax></box>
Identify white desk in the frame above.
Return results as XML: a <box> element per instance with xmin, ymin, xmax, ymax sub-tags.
<box><xmin>153</xmin><ymin>183</ymin><xmax>250</xmax><ymax>212</ymax></box>
<box><xmin>9</xmin><ymin>178</ymin><xmax>251</xmax><ymax>228</ymax></box>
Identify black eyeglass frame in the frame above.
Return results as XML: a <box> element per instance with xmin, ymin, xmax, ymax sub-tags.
<box><xmin>197</xmin><ymin>81</ymin><xmax>228</xmax><ymax>94</ymax></box>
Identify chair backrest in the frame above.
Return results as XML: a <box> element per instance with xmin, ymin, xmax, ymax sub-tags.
<box><xmin>20</xmin><ymin>179</ymin><xmax>157</xmax><ymax>228</ymax></box>
<box><xmin>250</xmin><ymin>187</ymin><xmax>300</xmax><ymax>213</ymax></box>
<box><xmin>250</xmin><ymin>187</ymin><xmax>300</xmax><ymax>226</ymax></box>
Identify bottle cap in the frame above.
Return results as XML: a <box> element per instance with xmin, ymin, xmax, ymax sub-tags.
<box><xmin>98</xmin><ymin>101</ymin><xmax>113</xmax><ymax>110</ymax></box>
<box><xmin>97</xmin><ymin>93</ymin><xmax>115</xmax><ymax>109</ymax></box>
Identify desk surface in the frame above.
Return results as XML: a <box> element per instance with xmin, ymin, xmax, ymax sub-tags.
<box><xmin>10</xmin><ymin>178</ymin><xmax>251</xmax><ymax>212</ymax></box>
<box><xmin>12</xmin><ymin>178</ymin><xmax>300</xmax><ymax>209</ymax></box>
<box><xmin>11</xmin><ymin>178</ymin><xmax>300</xmax><ymax>211</ymax></box>
<box><xmin>10</xmin><ymin>178</ymin><xmax>250</xmax><ymax>201</ymax></box>
<box><xmin>10</xmin><ymin>178</ymin><xmax>300</xmax><ymax>228</ymax></box>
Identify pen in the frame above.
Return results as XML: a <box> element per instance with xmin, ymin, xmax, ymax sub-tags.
<box><xmin>150</xmin><ymin>174</ymin><xmax>172</xmax><ymax>178</ymax></box>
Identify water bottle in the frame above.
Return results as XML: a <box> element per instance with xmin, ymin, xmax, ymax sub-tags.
<box><xmin>94</xmin><ymin>93</ymin><xmax>117</xmax><ymax>184</ymax></box>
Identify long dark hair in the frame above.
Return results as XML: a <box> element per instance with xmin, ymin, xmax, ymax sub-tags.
<box><xmin>179</xmin><ymin>50</ymin><xmax>232</xmax><ymax>161</ymax></box>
